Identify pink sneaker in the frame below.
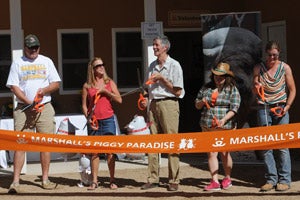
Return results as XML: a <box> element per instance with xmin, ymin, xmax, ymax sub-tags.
<box><xmin>204</xmin><ymin>180</ymin><xmax>221</xmax><ymax>191</ymax></box>
<box><xmin>221</xmin><ymin>177</ymin><xmax>232</xmax><ymax>189</ymax></box>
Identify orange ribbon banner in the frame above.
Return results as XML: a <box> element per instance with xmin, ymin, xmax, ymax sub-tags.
<box><xmin>0</xmin><ymin>123</ymin><xmax>300</xmax><ymax>153</ymax></box>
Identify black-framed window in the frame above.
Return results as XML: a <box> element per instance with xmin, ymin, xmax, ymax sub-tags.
<box><xmin>0</xmin><ymin>34</ymin><xmax>11</xmax><ymax>94</ymax></box>
<box><xmin>115</xmin><ymin>32</ymin><xmax>143</xmax><ymax>88</ymax></box>
<box><xmin>58</xmin><ymin>30</ymin><xmax>93</xmax><ymax>94</ymax></box>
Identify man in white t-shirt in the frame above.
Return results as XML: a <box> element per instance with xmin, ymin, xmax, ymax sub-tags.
<box><xmin>6</xmin><ymin>34</ymin><xmax>61</xmax><ymax>193</ymax></box>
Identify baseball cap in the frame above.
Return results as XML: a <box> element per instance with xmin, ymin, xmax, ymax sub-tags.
<box><xmin>24</xmin><ymin>34</ymin><xmax>40</xmax><ymax>48</ymax></box>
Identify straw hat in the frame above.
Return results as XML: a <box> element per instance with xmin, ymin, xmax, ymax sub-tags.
<box><xmin>211</xmin><ymin>62</ymin><xmax>234</xmax><ymax>77</ymax></box>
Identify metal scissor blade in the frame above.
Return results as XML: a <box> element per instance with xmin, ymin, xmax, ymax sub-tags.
<box><xmin>121</xmin><ymin>87</ymin><xmax>141</xmax><ymax>97</ymax></box>
<box><xmin>21</xmin><ymin>104</ymin><xmax>33</xmax><ymax>112</ymax></box>
<box><xmin>87</xmin><ymin>105</ymin><xmax>96</xmax><ymax>121</ymax></box>
<box><xmin>121</xmin><ymin>67</ymin><xmax>146</xmax><ymax>98</ymax></box>
<box><xmin>83</xmin><ymin>109</ymin><xmax>94</xmax><ymax>130</ymax></box>
<box><xmin>83</xmin><ymin>111</ymin><xmax>93</xmax><ymax>130</ymax></box>
<box><xmin>137</xmin><ymin>67</ymin><xmax>145</xmax><ymax>93</ymax></box>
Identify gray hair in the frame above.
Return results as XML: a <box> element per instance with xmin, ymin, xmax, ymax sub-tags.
<box><xmin>153</xmin><ymin>35</ymin><xmax>171</xmax><ymax>52</ymax></box>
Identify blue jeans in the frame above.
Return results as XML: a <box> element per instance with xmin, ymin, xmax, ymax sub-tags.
<box><xmin>88</xmin><ymin>115</ymin><xmax>116</xmax><ymax>136</ymax></box>
<box><xmin>257</xmin><ymin>105</ymin><xmax>291</xmax><ymax>185</ymax></box>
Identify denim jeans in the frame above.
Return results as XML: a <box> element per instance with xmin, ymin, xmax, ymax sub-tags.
<box><xmin>88</xmin><ymin>115</ymin><xmax>116</xmax><ymax>136</ymax></box>
<box><xmin>257</xmin><ymin>105</ymin><xmax>291</xmax><ymax>185</ymax></box>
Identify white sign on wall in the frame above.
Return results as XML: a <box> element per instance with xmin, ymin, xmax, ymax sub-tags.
<box><xmin>141</xmin><ymin>21</ymin><xmax>163</xmax><ymax>40</ymax></box>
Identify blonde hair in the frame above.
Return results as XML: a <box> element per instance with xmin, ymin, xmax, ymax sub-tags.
<box><xmin>86</xmin><ymin>57</ymin><xmax>111</xmax><ymax>87</ymax></box>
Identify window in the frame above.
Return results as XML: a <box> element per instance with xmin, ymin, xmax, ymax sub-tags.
<box><xmin>262</xmin><ymin>21</ymin><xmax>287</xmax><ymax>61</ymax></box>
<box><xmin>112</xmin><ymin>28</ymin><xmax>143</xmax><ymax>91</ymax></box>
<box><xmin>57</xmin><ymin>29</ymin><xmax>94</xmax><ymax>94</ymax></box>
<box><xmin>0</xmin><ymin>31</ymin><xmax>11</xmax><ymax>96</ymax></box>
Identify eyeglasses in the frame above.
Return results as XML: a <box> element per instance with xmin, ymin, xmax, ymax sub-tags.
<box><xmin>268</xmin><ymin>53</ymin><xmax>279</xmax><ymax>58</ymax></box>
<box><xmin>93</xmin><ymin>63</ymin><xmax>105</xmax><ymax>69</ymax></box>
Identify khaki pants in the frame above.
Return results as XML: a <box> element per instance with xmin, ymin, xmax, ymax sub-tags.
<box><xmin>14</xmin><ymin>103</ymin><xmax>56</xmax><ymax>134</ymax></box>
<box><xmin>147</xmin><ymin>99</ymin><xmax>180</xmax><ymax>184</ymax></box>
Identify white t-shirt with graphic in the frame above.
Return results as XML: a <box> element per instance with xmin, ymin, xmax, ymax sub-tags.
<box><xmin>6</xmin><ymin>54</ymin><xmax>61</xmax><ymax>104</ymax></box>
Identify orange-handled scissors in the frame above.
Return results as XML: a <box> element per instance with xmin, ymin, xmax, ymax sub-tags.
<box><xmin>90</xmin><ymin>115</ymin><xmax>99</xmax><ymax>129</ymax></box>
<box><xmin>204</xmin><ymin>100</ymin><xmax>219</xmax><ymax>128</ymax></box>
<box><xmin>270</xmin><ymin>106</ymin><xmax>284</xmax><ymax>117</ymax></box>
<box><xmin>136</xmin><ymin>68</ymin><xmax>147</xmax><ymax>111</ymax></box>
<box><xmin>145</xmin><ymin>74</ymin><xmax>155</xmax><ymax>85</ymax></box>
<box><xmin>33</xmin><ymin>95</ymin><xmax>44</xmax><ymax>112</ymax></box>
<box><xmin>212</xmin><ymin>115</ymin><xmax>220</xmax><ymax>128</ymax></box>
<box><xmin>256</xmin><ymin>84</ymin><xmax>269</xmax><ymax>126</ymax></box>
<box><xmin>21</xmin><ymin>93</ymin><xmax>44</xmax><ymax>112</ymax></box>
<box><xmin>211</xmin><ymin>90</ymin><xmax>219</xmax><ymax>106</ymax></box>
<box><xmin>256</xmin><ymin>85</ymin><xmax>265</xmax><ymax>102</ymax></box>
<box><xmin>94</xmin><ymin>92</ymin><xmax>101</xmax><ymax>104</ymax></box>
<box><xmin>137</xmin><ymin>93</ymin><xmax>146</xmax><ymax>110</ymax></box>
<box><xmin>84</xmin><ymin>92</ymin><xmax>101</xmax><ymax>130</ymax></box>
<box><xmin>89</xmin><ymin>92</ymin><xmax>101</xmax><ymax>117</ymax></box>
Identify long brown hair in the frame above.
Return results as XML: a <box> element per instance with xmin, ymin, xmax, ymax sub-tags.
<box><xmin>205</xmin><ymin>74</ymin><xmax>236</xmax><ymax>91</ymax></box>
<box><xmin>86</xmin><ymin>57</ymin><xmax>111</xmax><ymax>87</ymax></box>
